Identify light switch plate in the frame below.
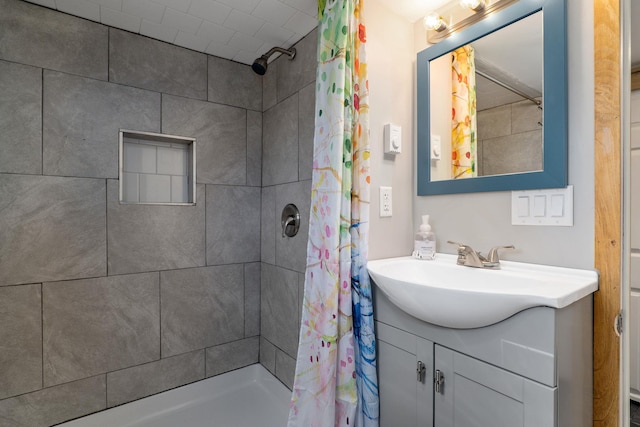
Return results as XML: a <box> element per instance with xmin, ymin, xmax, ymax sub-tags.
<box><xmin>511</xmin><ymin>186</ymin><xmax>573</xmax><ymax>226</ymax></box>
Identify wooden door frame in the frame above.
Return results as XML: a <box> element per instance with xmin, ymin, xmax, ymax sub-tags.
<box><xmin>594</xmin><ymin>0</ymin><xmax>622</xmax><ymax>425</ymax></box>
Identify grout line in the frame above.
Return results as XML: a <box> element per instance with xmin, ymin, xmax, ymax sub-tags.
<box><xmin>40</xmin><ymin>282</ymin><xmax>44</xmax><ymax>390</ymax></box>
<box><xmin>107</xmin><ymin>28</ymin><xmax>110</xmax><ymax>83</ymax></box>
<box><xmin>246</xmin><ymin>111</ymin><xmax>249</xmax><ymax>186</ymax></box>
<box><xmin>105</xmin><ymin>373</ymin><xmax>108</xmax><ymax>408</ymax></box>
<box><xmin>206</xmin><ymin>53</ymin><xmax>209</xmax><ymax>102</ymax></box>
<box><xmin>105</xmin><ymin>179</ymin><xmax>109</xmax><ymax>276</ymax></box>
<box><xmin>243</xmin><ymin>263</ymin><xmax>246</xmax><ymax>339</ymax></box>
<box><xmin>41</xmin><ymin>68</ymin><xmax>44</xmax><ymax>176</ymax></box>
<box><xmin>204</xmin><ymin>185</ymin><xmax>207</xmax><ymax>266</ymax></box>
<box><xmin>158</xmin><ymin>271</ymin><xmax>162</xmax><ymax>360</ymax></box>
<box><xmin>297</xmin><ymin>91</ymin><xmax>300</xmax><ymax>181</ymax></box>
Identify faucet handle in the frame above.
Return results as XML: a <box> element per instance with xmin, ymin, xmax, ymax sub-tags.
<box><xmin>447</xmin><ymin>241</ymin><xmax>477</xmax><ymax>266</ymax></box>
<box><xmin>447</xmin><ymin>241</ymin><xmax>469</xmax><ymax>256</ymax></box>
<box><xmin>487</xmin><ymin>245</ymin><xmax>515</xmax><ymax>263</ymax></box>
<box><xmin>447</xmin><ymin>241</ymin><xmax>467</xmax><ymax>250</ymax></box>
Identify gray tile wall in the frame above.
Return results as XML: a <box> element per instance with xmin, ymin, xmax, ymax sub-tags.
<box><xmin>0</xmin><ymin>0</ymin><xmax>108</xmax><ymax>80</ymax></box>
<box><xmin>107</xmin><ymin>181</ymin><xmax>206</xmax><ymax>275</ymax></box>
<box><xmin>0</xmin><ymin>0</ymin><xmax>265</xmax><ymax>424</ymax></box>
<box><xmin>477</xmin><ymin>98</ymin><xmax>543</xmax><ymax>176</ymax></box>
<box><xmin>43</xmin><ymin>71</ymin><xmax>161</xmax><ymax>179</ymax></box>
<box><xmin>0</xmin><ymin>175</ymin><xmax>107</xmax><ymax>286</ymax></box>
<box><xmin>43</xmin><ymin>273</ymin><xmax>161</xmax><ymax>387</ymax></box>
<box><xmin>109</xmin><ymin>29</ymin><xmax>208</xmax><ymax>101</ymax></box>
<box><xmin>0</xmin><ymin>60</ymin><xmax>42</xmax><ymax>175</ymax></box>
<box><xmin>259</xmin><ymin>29</ymin><xmax>318</xmax><ymax>389</ymax></box>
<box><xmin>162</xmin><ymin>94</ymin><xmax>248</xmax><ymax>185</ymax></box>
<box><xmin>160</xmin><ymin>265</ymin><xmax>245</xmax><ymax>357</ymax></box>
<box><xmin>0</xmin><ymin>285</ymin><xmax>42</xmax><ymax>400</ymax></box>
<box><xmin>107</xmin><ymin>350</ymin><xmax>205</xmax><ymax>407</ymax></box>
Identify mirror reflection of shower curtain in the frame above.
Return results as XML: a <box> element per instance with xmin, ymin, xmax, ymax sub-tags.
<box><xmin>451</xmin><ymin>45</ymin><xmax>477</xmax><ymax>179</ymax></box>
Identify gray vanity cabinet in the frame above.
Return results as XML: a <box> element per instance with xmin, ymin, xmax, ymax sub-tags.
<box><xmin>433</xmin><ymin>345</ymin><xmax>555</xmax><ymax>427</ymax></box>
<box><xmin>374</xmin><ymin>288</ymin><xmax>593</xmax><ymax>427</ymax></box>
<box><xmin>377</xmin><ymin>323</ymin><xmax>433</xmax><ymax>426</ymax></box>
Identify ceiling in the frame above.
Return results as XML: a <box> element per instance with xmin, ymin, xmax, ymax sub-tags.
<box><xmin>23</xmin><ymin>0</ymin><xmax>319</xmax><ymax>65</ymax></box>
<box><xmin>22</xmin><ymin>0</ymin><xmax>640</xmax><ymax>68</ymax></box>
<box><xmin>22</xmin><ymin>0</ymin><xmax>451</xmax><ymax>65</ymax></box>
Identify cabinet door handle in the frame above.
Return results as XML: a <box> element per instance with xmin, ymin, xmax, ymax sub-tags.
<box><xmin>417</xmin><ymin>361</ymin><xmax>426</xmax><ymax>383</ymax></box>
<box><xmin>434</xmin><ymin>369</ymin><xmax>445</xmax><ymax>394</ymax></box>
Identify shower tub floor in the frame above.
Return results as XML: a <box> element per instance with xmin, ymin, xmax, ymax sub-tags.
<box><xmin>59</xmin><ymin>364</ymin><xmax>290</xmax><ymax>427</ymax></box>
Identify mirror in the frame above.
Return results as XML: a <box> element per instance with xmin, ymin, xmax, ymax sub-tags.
<box><xmin>417</xmin><ymin>0</ymin><xmax>567</xmax><ymax>195</ymax></box>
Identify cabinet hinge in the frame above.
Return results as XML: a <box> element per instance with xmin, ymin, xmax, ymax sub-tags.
<box><xmin>615</xmin><ymin>310</ymin><xmax>623</xmax><ymax>336</ymax></box>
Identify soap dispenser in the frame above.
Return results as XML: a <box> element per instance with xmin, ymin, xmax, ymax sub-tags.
<box><xmin>412</xmin><ymin>215</ymin><xmax>436</xmax><ymax>260</ymax></box>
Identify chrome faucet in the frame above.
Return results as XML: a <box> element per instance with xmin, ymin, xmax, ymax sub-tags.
<box><xmin>447</xmin><ymin>241</ymin><xmax>515</xmax><ymax>269</ymax></box>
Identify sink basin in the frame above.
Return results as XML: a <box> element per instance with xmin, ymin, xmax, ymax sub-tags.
<box><xmin>367</xmin><ymin>254</ymin><xmax>598</xmax><ymax>329</ymax></box>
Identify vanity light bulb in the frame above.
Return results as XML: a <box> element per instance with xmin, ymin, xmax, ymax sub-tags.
<box><xmin>424</xmin><ymin>12</ymin><xmax>447</xmax><ymax>32</ymax></box>
<box><xmin>459</xmin><ymin>0</ymin><xmax>485</xmax><ymax>12</ymax></box>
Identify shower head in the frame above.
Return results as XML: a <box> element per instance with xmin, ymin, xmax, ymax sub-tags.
<box><xmin>251</xmin><ymin>47</ymin><xmax>296</xmax><ymax>75</ymax></box>
<box><xmin>251</xmin><ymin>56</ymin><xmax>268</xmax><ymax>75</ymax></box>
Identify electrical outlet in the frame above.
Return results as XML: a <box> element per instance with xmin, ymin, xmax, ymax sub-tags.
<box><xmin>380</xmin><ymin>186</ymin><xmax>392</xmax><ymax>217</ymax></box>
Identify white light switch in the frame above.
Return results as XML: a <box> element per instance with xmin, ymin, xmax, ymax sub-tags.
<box><xmin>550</xmin><ymin>194</ymin><xmax>564</xmax><ymax>217</ymax></box>
<box><xmin>533</xmin><ymin>195</ymin><xmax>546</xmax><ymax>217</ymax></box>
<box><xmin>511</xmin><ymin>186</ymin><xmax>573</xmax><ymax>226</ymax></box>
<box><xmin>517</xmin><ymin>196</ymin><xmax>529</xmax><ymax>217</ymax></box>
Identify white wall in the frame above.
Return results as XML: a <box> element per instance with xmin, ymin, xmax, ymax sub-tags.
<box><xmin>366</xmin><ymin>0</ymin><xmax>416</xmax><ymax>260</ymax></box>
<box><xmin>366</xmin><ymin>0</ymin><xmax>593</xmax><ymax>269</ymax></box>
<box><xmin>411</xmin><ymin>0</ymin><xmax>594</xmax><ymax>269</ymax></box>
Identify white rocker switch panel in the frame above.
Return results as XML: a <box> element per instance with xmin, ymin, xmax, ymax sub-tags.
<box><xmin>511</xmin><ymin>186</ymin><xmax>573</xmax><ymax>226</ymax></box>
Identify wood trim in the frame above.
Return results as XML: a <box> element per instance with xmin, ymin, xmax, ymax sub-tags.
<box><xmin>593</xmin><ymin>0</ymin><xmax>622</xmax><ymax>425</ymax></box>
<box><xmin>632</xmin><ymin>67</ymin><xmax>640</xmax><ymax>91</ymax></box>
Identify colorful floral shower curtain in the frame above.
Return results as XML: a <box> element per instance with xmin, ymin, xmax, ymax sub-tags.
<box><xmin>451</xmin><ymin>45</ymin><xmax>477</xmax><ymax>179</ymax></box>
<box><xmin>287</xmin><ymin>0</ymin><xmax>378</xmax><ymax>426</ymax></box>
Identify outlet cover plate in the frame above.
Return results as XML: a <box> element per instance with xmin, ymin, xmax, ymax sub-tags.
<box><xmin>380</xmin><ymin>186</ymin><xmax>392</xmax><ymax>217</ymax></box>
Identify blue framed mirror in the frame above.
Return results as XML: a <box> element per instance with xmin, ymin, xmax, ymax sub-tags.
<box><xmin>417</xmin><ymin>0</ymin><xmax>567</xmax><ymax>195</ymax></box>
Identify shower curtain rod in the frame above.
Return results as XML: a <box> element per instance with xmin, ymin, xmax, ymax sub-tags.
<box><xmin>475</xmin><ymin>69</ymin><xmax>542</xmax><ymax>107</ymax></box>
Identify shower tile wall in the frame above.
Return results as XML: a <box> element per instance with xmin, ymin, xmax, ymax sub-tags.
<box><xmin>260</xmin><ymin>29</ymin><xmax>318</xmax><ymax>389</ymax></box>
<box><xmin>477</xmin><ymin>98</ymin><xmax>543</xmax><ymax>176</ymax></box>
<box><xmin>0</xmin><ymin>0</ymin><xmax>262</xmax><ymax>424</ymax></box>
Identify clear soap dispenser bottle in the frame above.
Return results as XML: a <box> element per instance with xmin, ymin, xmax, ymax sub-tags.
<box><xmin>412</xmin><ymin>215</ymin><xmax>436</xmax><ymax>260</ymax></box>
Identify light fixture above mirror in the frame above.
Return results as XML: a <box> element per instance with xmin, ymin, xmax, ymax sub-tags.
<box><xmin>425</xmin><ymin>0</ymin><xmax>519</xmax><ymax>43</ymax></box>
<box><xmin>424</xmin><ymin>12</ymin><xmax>448</xmax><ymax>32</ymax></box>
<box><xmin>460</xmin><ymin>0</ymin><xmax>486</xmax><ymax>12</ymax></box>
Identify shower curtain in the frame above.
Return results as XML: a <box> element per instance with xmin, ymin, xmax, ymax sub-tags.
<box><xmin>287</xmin><ymin>0</ymin><xmax>378</xmax><ymax>426</ymax></box>
<box><xmin>451</xmin><ymin>45</ymin><xmax>477</xmax><ymax>179</ymax></box>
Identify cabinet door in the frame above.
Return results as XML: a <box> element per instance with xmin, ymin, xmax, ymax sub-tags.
<box><xmin>434</xmin><ymin>345</ymin><xmax>556</xmax><ymax>427</ymax></box>
<box><xmin>377</xmin><ymin>322</ymin><xmax>433</xmax><ymax>426</ymax></box>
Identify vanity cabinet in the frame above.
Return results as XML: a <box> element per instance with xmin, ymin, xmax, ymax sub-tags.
<box><xmin>434</xmin><ymin>345</ymin><xmax>554</xmax><ymax>427</ymax></box>
<box><xmin>374</xmin><ymin>288</ymin><xmax>593</xmax><ymax>427</ymax></box>
<box><xmin>377</xmin><ymin>326</ymin><xmax>433</xmax><ymax>426</ymax></box>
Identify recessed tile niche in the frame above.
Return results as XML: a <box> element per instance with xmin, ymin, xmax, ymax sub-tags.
<box><xmin>119</xmin><ymin>130</ymin><xmax>195</xmax><ymax>205</ymax></box>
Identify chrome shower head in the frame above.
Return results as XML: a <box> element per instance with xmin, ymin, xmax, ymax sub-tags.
<box><xmin>251</xmin><ymin>47</ymin><xmax>296</xmax><ymax>75</ymax></box>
